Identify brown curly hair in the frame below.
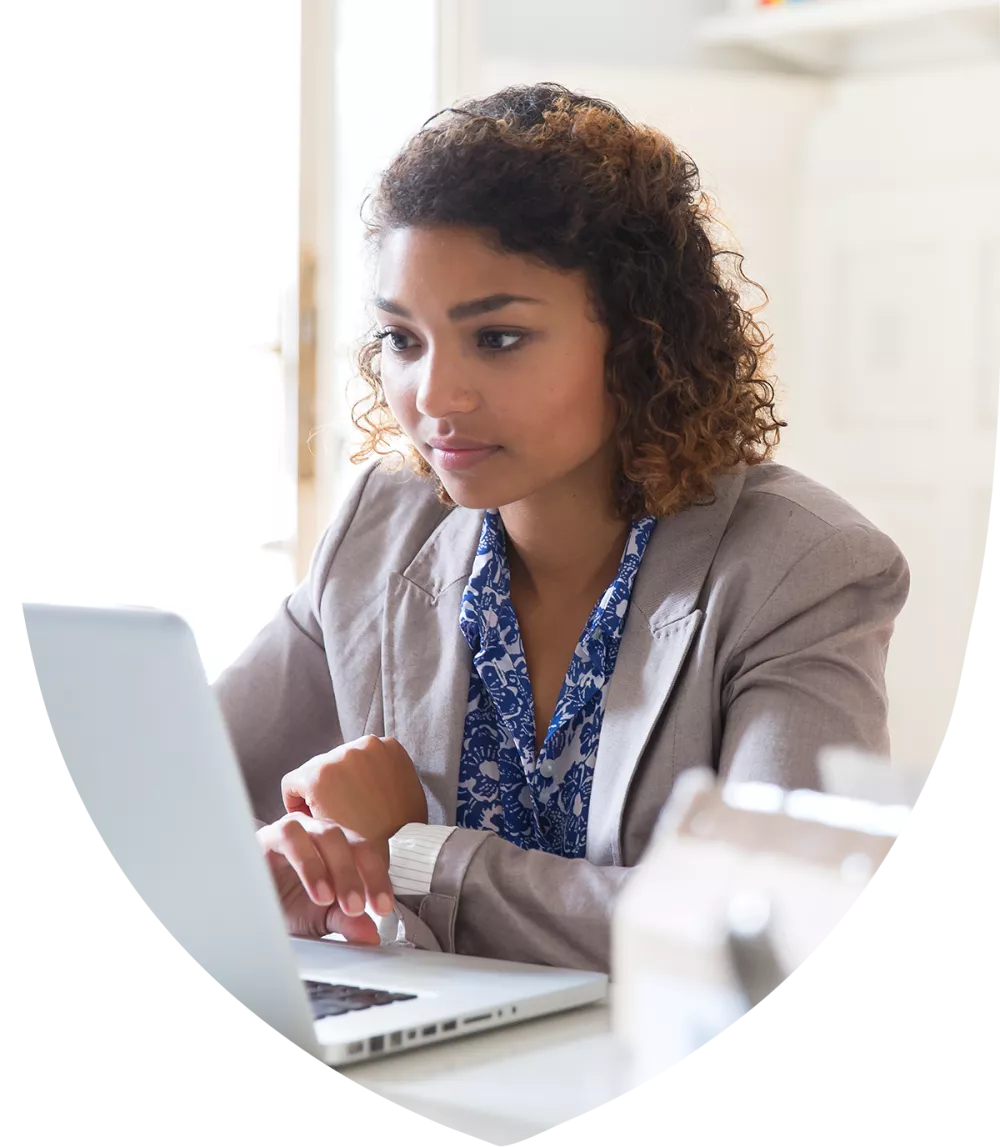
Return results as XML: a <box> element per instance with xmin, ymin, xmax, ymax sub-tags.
<box><xmin>349</xmin><ymin>82</ymin><xmax>783</xmax><ymax>519</ymax></box>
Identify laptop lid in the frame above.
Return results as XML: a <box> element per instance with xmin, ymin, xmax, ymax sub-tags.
<box><xmin>22</xmin><ymin>603</ymin><xmax>321</xmax><ymax>1058</ymax></box>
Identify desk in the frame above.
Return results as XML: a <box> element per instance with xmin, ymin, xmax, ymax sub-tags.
<box><xmin>340</xmin><ymin>996</ymin><xmax>631</xmax><ymax>1144</ymax></box>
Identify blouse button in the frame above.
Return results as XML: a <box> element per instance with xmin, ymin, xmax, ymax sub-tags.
<box><xmin>539</xmin><ymin>760</ymin><xmax>554</xmax><ymax>779</ymax></box>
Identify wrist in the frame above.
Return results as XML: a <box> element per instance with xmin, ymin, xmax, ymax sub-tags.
<box><xmin>392</xmin><ymin>814</ymin><xmax>428</xmax><ymax>839</ymax></box>
<box><xmin>387</xmin><ymin>787</ymin><xmax>428</xmax><ymax>839</ymax></box>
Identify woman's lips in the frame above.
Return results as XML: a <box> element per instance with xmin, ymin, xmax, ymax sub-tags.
<box><xmin>429</xmin><ymin>444</ymin><xmax>501</xmax><ymax>472</ymax></box>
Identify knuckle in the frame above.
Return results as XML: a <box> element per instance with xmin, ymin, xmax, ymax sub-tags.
<box><xmin>318</xmin><ymin>822</ymin><xmax>346</xmax><ymax>847</ymax></box>
<box><xmin>294</xmin><ymin>756</ymin><xmax>332</xmax><ymax>787</ymax></box>
<box><xmin>291</xmin><ymin>762</ymin><xmax>318</xmax><ymax>786</ymax></box>
<box><xmin>357</xmin><ymin>846</ymin><xmax>389</xmax><ymax>879</ymax></box>
<box><xmin>278</xmin><ymin>814</ymin><xmax>306</xmax><ymax>841</ymax></box>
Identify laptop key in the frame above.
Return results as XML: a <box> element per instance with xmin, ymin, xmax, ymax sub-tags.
<box><xmin>313</xmin><ymin>1002</ymin><xmax>350</xmax><ymax>1019</ymax></box>
<box><xmin>345</xmin><ymin>990</ymin><xmax>388</xmax><ymax>1004</ymax></box>
<box><xmin>305</xmin><ymin>981</ymin><xmax>357</xmax><ymax>997</ymax></box>
<box><xmin>304</xmin><ymin>980</ymin><xmax>418</xmax><ymax>1020</ymax></box>
<box><xmin>335</xmin><ymin>998</ymin><xmax>374</xmax><ymax>1012</ymax></box>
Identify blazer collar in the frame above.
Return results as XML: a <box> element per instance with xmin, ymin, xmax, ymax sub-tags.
<box><xmin>399</xmin><ymin>503</ymin><xmax>485</xmax><ymax>598</ymax></box>
<box><xmin>632</xmin><ymin>467</ymin><xmax>747</xmax><ymax>629</ymax></box>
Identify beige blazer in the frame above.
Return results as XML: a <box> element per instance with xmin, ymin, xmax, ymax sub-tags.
<box><xmin>214</xmin><ymin>458</ymin><xmax>909</xmax><ymax>972</ymax></box>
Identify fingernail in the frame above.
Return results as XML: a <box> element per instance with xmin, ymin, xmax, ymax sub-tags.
<box><xmin>315</xmin><ymin>880</ymin><xmax>333</xmax><ymax>903</ymax></box>
<box><xmin>345</xmin><ymin>891</ymin><xmax>364</xmax><ymax>916</ymax></box>
<box><xmin>375</xmin><ymin>893</ymin><xmax>394</xmax><ymax>916</ymax></box>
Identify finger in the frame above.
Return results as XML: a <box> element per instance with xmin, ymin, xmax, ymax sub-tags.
<box><xmin>322</xmin><ymin>903</ymin><xmax>380</xmax><ymax>946</ymax></box>
<box><xmin>309</xmin><ymin>822</ymin><xmax>367</xmax><ymax>918</ymax></box>
<box><xmin>282</xmin><ymin>755</ymin><xmax>350</xmax><ymax>823</ymax></box>
<box><xmin>353</xmin><ymin>840</ymin><xmax>395</xmax><ymax>918</ymax></box>
<box><xmin>281</xmin><ymin>769</ymin><xmax>313</xmax><ymax>818</ymax></box>
<box><xmin>275</xmin><ymin>816</ymin><xmax>335</xmax><ymax>906</ymax></box>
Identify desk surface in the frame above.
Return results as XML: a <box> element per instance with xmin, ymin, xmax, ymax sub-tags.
<box><xmin>340</xmin><ymin>997</ymin><xmax>631</xmax><ymax>1144</ymax></box>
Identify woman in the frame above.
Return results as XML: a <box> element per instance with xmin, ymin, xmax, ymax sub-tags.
<box><xmin>214</xmin><ymin>83</ymin><xmax>909</xmax><ymax>973</ymax></box>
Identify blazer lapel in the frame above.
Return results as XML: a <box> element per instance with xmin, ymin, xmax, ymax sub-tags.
<box><xmin>586</xmin><ymin>467</ymin><xmax>748</xmax><ymax>865</ymax></box>
<box><xmin>380</xmin><ymin>505</ymin><xmax>484</xmax><ymax>827</ymax></box>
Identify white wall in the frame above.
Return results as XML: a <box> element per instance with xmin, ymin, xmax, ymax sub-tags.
<box><xmin>474</xmin><ymin>0</ymin><xmax>805</xmax><ymax>78</ymax></box>
<box><xmin>791</xmin><ymin>62</ymin><xmax>1000</xmax><ymax>770</ymax></box>
<box><xmin>477</xmin><ymin>0</ymin><xmax>723</xmax><ymax>71</ymax></box>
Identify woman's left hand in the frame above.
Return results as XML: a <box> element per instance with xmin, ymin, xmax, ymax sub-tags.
<box><xmin>281</xmin><ymin>735</ymin><xmax>428</xmax><ymax>844</ymax></box>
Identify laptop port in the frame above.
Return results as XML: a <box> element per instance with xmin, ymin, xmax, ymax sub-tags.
<box><xmin>406</xmin><ymin>1030</ymin><xmax>416</xmax><ymax>1041</ymax></box>
<box><xmin>462</xmin><ymin>1013</ymin><xmax>492</xmax><ymax>1025</ymax></box>
<box><xmin>347</xmin><ymin>1042</ymin><xmax>363</xmax><ymax>1055</ymax></box>
<box><xmin>421</xmin><ymin>1025</ymin><xmax>437</xmax><ymax>1037</ymax></box>
<box><xmin>442</xmin><ymin>1020</ymin><xmax>457</xmax><ymax>1032</ymax></box>
<box><xmin>389</xmin><ymin>1032</ymin><xmax>402</xmax><ymax>1048</ymax></box>
<box><xmin>369</xmin><ymin>1035</ymin><xmax>384</xmax><ymax>1053</ymax></box>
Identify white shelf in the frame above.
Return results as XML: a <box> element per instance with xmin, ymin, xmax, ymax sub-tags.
<box><xmin>698</xmin><ymin>0</ymin><xmax>1000</xmax><ymax>73</ymax></box>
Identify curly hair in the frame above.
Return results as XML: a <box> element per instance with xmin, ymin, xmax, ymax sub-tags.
<box><xmin>349</xmin><ymin>82</ymin><xmax>784</xmax><ymax>519</ymax></box>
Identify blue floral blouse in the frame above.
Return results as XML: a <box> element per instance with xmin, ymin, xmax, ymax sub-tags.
<box><xmin>456</xmin><ymin>510</ymin><xmax>657</xmax><ymax>858</ymax></box>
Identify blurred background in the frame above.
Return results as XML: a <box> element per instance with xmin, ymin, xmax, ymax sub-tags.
<box><xmin>9</xmin><ymin>0</ymin><xmax>999</xmax><ymax>778</ymax></box>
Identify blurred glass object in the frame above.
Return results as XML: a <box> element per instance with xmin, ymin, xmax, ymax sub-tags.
<box><xmin>612</xmin><ymin>761</ymin><xmax>910</xmax><ymax>1085</ymax></box>
<box><xmin>725</xmin><ymin>892</ymin><xmax>786</xmax><ymax>1008</ymax></box>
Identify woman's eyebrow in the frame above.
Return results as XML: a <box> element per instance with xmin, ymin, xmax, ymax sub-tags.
<box><xmin>372</xmin><ymin>293</ymin><xmax>544</xmax><ymax>321</ymax></box>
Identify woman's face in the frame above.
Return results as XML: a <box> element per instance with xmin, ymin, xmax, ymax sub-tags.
<box><xmin>374</xmin><ymin>225</ymin><xmax>616</xmax><ymax>511</ymax></box>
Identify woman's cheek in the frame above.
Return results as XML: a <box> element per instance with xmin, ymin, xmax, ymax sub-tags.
<box><xmin>381</xmin><ymin>376</ymin><xmax>415</xmax><ymax>431</ymax></box>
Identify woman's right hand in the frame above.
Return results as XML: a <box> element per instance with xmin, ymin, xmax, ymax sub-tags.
<box><xmin>256</xmin><ymin>813</ymin><xmax>394</xmax><ymax>946</ymax></box>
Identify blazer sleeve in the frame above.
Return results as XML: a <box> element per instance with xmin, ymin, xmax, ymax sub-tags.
<box><xmin>396</xmin><ymin>521</ymin><xmax>909</xmax><ymax>973</ymax></box>
<box><xmin>212</xmin><ymin>464</ymin><xmax>376</xmax><ymax>827</ymax></box>
<box><xmin>396</xmin><ymin>830</ymin><xmax>633</xmax><ymax>972</ymax></box>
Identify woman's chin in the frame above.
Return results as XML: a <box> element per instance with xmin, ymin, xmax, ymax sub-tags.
<box><xmin>437</xmin><ymin>478</ymin><xmax>502</xmax><ymax>510</ymax></box>
<box><xmin>435</xmin><ymin>471</ymin><xmax>531</xmax><ymax>512</ymax></box>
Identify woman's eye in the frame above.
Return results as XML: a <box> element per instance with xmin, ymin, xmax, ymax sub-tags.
<box><xmin>377</xmin><ymin>327</ymin><xmax>523</xmax><ymax>354</ymax></box>
<box><xmin>377</xmin><ymin>329</ymin><xmax>414</xmax><ymax>353</ymax></box>
<box><xmin>479</xmin><ymin>330</ymin><xmax>523</xmax><ymax>352</ymax></box>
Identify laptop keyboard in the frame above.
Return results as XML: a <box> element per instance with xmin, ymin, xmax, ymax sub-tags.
<box><xmin>304</xmin><ymin>979</ymin><xmax>418</xmax><ymax>1020</ymax></box>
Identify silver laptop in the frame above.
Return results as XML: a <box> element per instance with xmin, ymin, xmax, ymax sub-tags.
<box><xmin>22</xmin><ymin>603</ymin><xmax>607</xmax><ymax>1066</ymax></box>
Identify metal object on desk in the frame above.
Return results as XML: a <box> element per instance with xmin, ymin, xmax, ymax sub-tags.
<box><xmin>612</xmin><ymin>752</ymin><xmax>914</xmax><ymax>1085</ymax></box>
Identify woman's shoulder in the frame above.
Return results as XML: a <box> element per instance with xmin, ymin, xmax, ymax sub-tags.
<box><xmin>735</xmin><ymin>461</ymin><xmax>888</xmax><ymax>539</ymax></box>
<box><xmin>708</xmin><ymin>460</ymin><xmax>908</xmax><ymax>613</ymax></box>
<box><xmin>632</xmin><ymin>461</ymin><xmax>907</xmax><ymax>635</ymax></box>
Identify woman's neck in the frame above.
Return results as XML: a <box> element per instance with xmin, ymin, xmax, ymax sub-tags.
<box><xmin>499</xmin><ymin>449</ymin><xmax>631</xmax><ymax>607</ymax></box>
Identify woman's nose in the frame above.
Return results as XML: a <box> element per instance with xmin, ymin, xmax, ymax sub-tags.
<box><xmin>415</xmin><ymin>350</ymin><xmax>478</xmax><ymax>418</ymax></box>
